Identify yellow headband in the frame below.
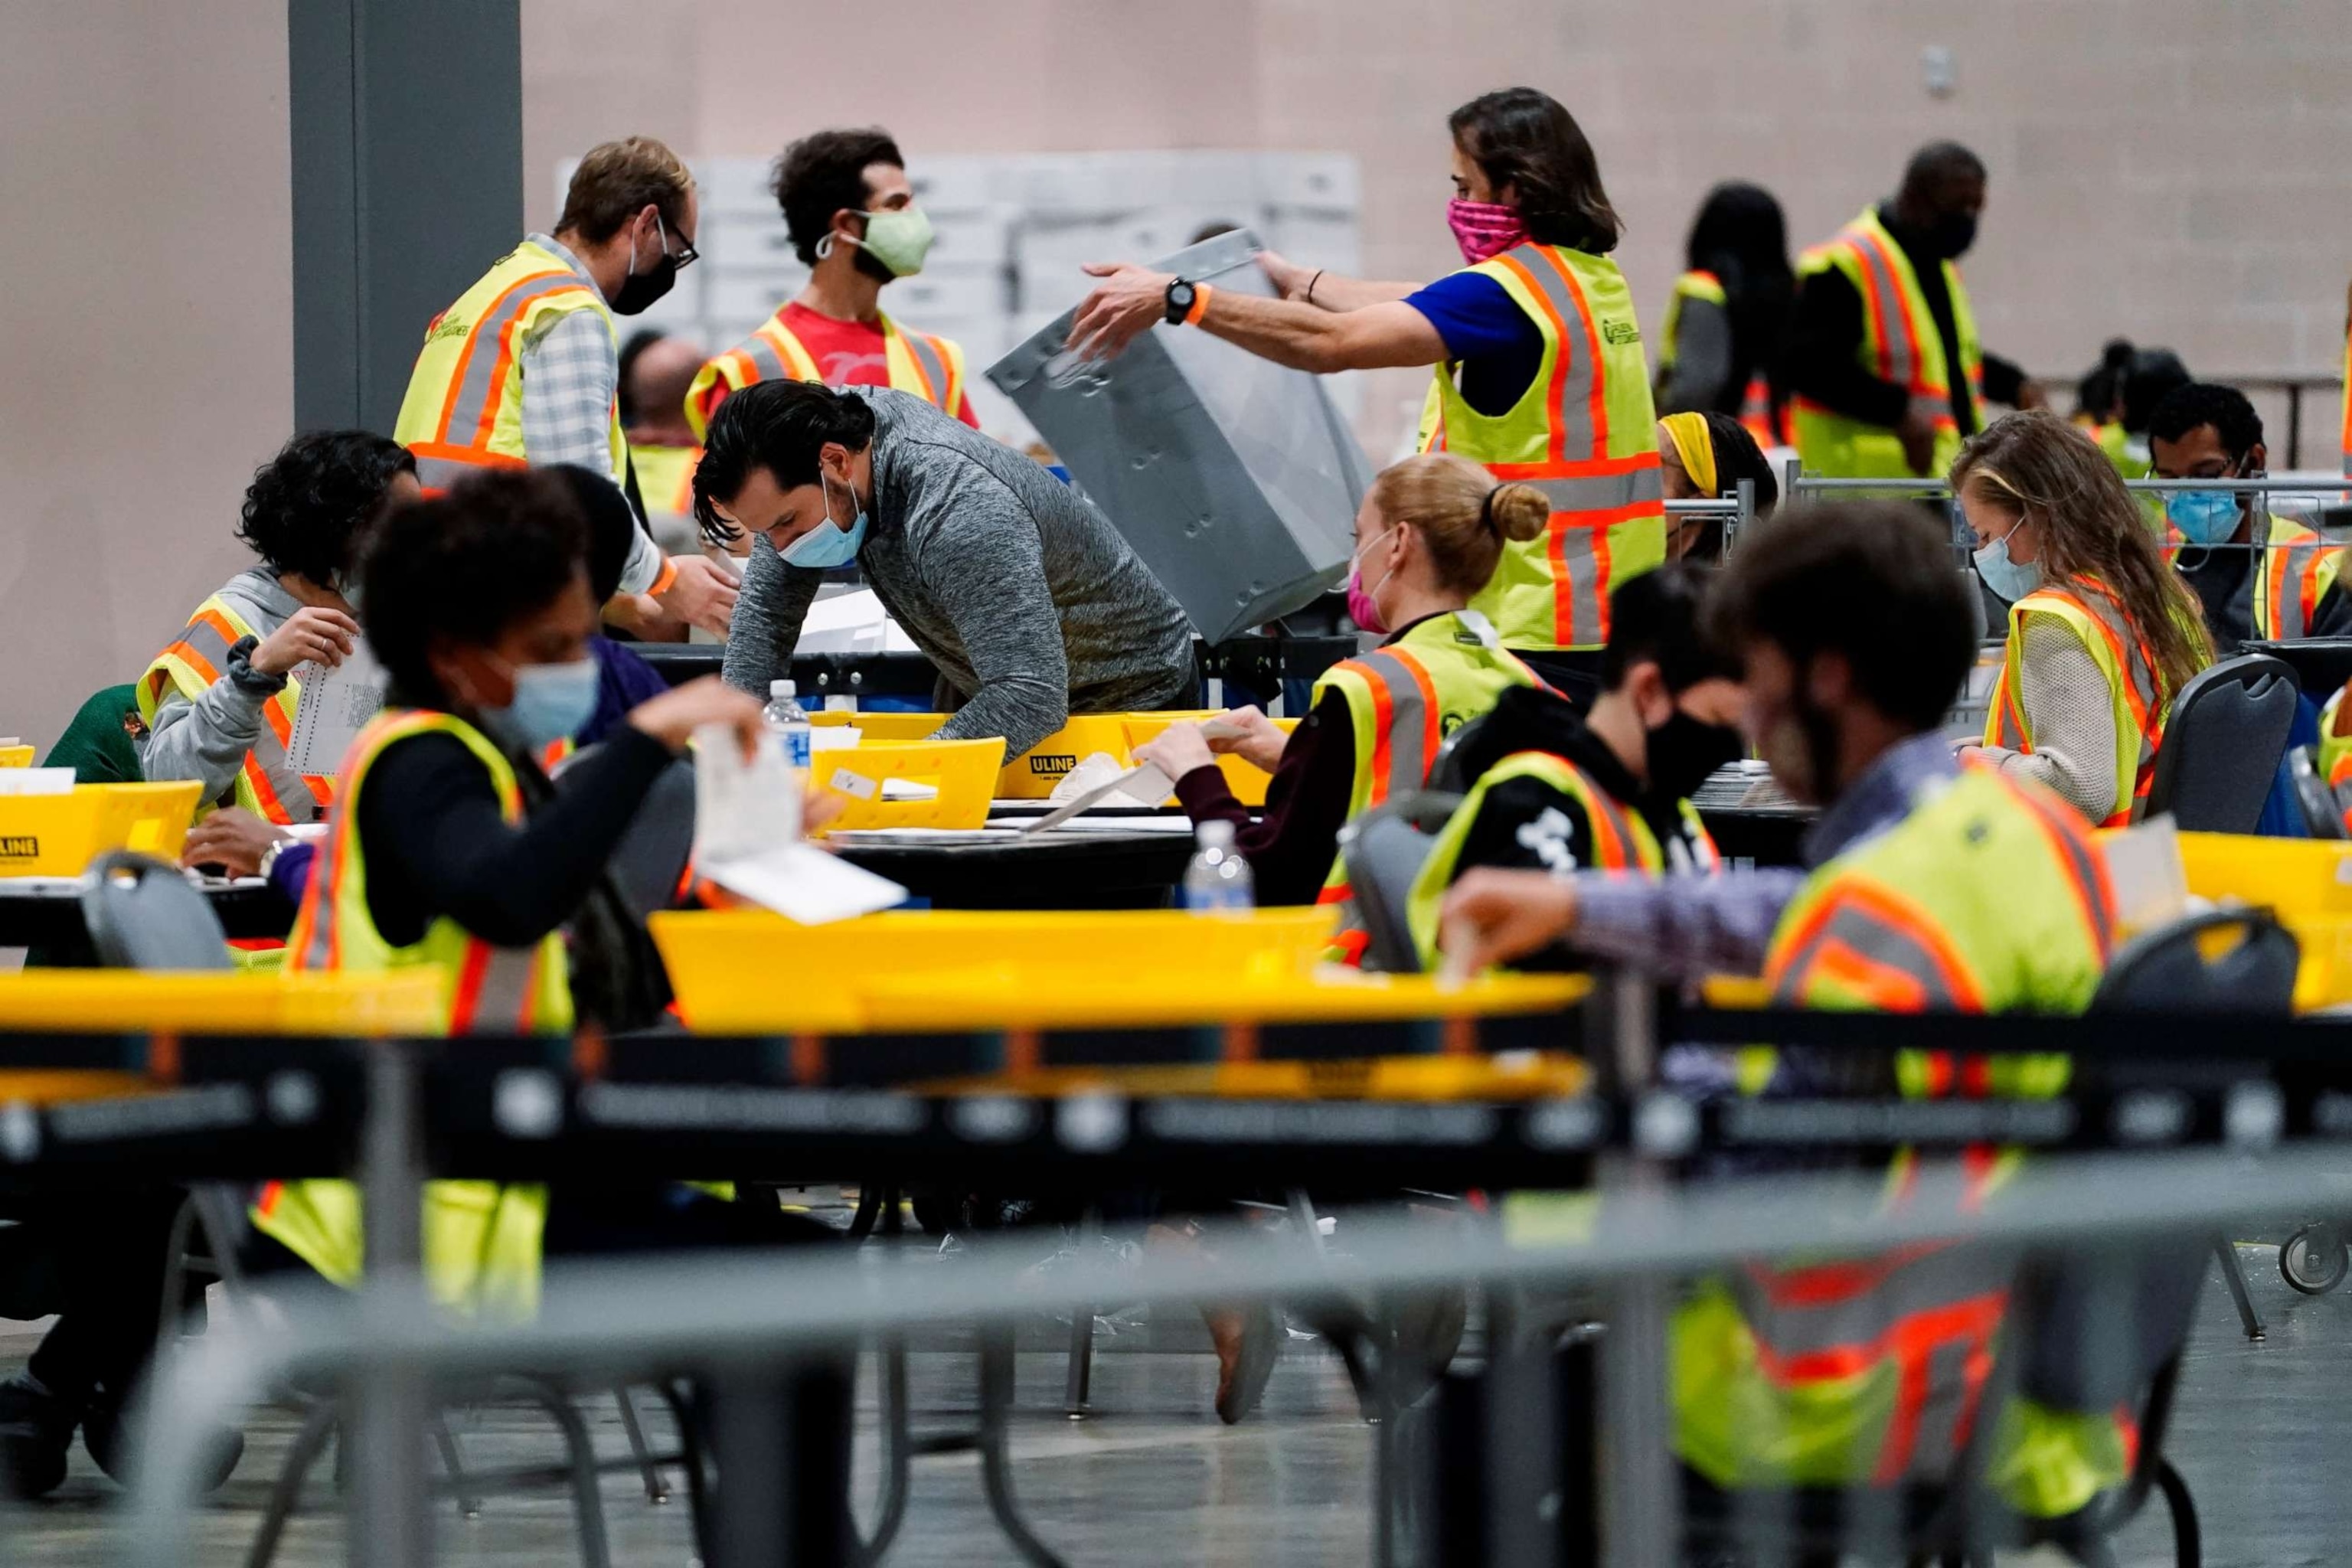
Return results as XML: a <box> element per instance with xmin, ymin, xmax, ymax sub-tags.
<box><xmin>1660</xmin><ymin>412</ymin><xmax>1717</xmax><ymax>500</ymax></box>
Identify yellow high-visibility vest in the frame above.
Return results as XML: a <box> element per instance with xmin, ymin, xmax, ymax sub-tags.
<box><xmin>1421</xmin><ymin>243</ymin><xmax>1667</xmax><ymax>652</ymax></box>
<box><xmin>1791</xmin><ymin>209</ymin><xmax>1982</xmax><ymax>481</ymax></box>
<box><xmin>686</xmin><ymin>308</ymin><xmax>966</xmax><ymax>439</ymax></box>
<box><xmin>137</xmin><ymin>593</ymin><xmax>328</xmax><ymax>824</ymax></box>
<box><xmin>253</xmin><ymin>708</ymin><xmax>568</xmax><ymax>1318</ymax></box>
<box><xmin>394</xmin><ymin>240</ymin><xmax>628</xmax><ymax>492</ymax></box>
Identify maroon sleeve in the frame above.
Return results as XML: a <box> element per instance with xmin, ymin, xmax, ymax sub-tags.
<box><xmin>1171</xmin><ymin>688</ymin><xmax>1361</xmax><ymax>907</ymax></box>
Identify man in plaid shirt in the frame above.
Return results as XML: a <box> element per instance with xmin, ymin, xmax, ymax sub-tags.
<box><xmin>394</xmin><ymin>137</ymin><xmax>738</xmax><ymax>637</ymax></box>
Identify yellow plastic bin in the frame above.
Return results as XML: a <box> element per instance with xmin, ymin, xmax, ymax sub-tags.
<box><xmin>0</xmin><ymin>782</ymin><xmax>202</xmax><ymax>877</ymax></box>
<box><xmin>808</xmin><ymin>711</ymin><xmax>1127</xmax><ymax>798</ymax></box>
<box><xmin>1121</xmin><ymin>715</ymin><xmax>1300</xmax><ymax>807</ymax></box>
<box><xmin>809</xmin><ymin>738</ymin><xmax>1005</xmax><ymax>831</ymax></box>
<box><xmin>649</xmin><ymin>906</ymin><xmax>1338</xmax><ymax>1033</ymax></box>
<box><xmin>2172</xmin><ymin>831</ymin><xmax>2352</xmax><ymax>1010</ymax></box>
<box><xmin>0</xmin><ymin>969</ymin><xmax>446</xmax><ymax>1036</ymax></box>
<box><xmin>0</xmin><ymin>746</ymin><xmax>33</xmax><ymax>769</ymax></box>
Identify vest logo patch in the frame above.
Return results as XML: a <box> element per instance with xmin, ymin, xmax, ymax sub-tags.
<box><xmin>1029</xmin><ymin>754</ymin><xmax>1078</xmax><ymax>776</ymax></box>
<box><xmin>0</xmin><ymin>836</ymin><xmax>38</xmax><ymax>860</ymax></box>
<box><xmin>1515</xmin><ymin>808</ymin><xmax>1580</xmax><ymax>874</ymax></box>
<box><xmin>1602</xmin><ymin>318</ymin><xmax>1641</xmax><ymax>347</ymax></box>
<box><xmin>426</xmin><ymin>312</ymin><xmax>469</xmax><ymax>345</ymax></box>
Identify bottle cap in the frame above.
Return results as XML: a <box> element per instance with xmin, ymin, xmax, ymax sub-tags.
<box><xmin>770</xmin><ymin>680</ymin><xmax>797</xmax><ymax>699</ymax></box>
<box><xmin>1197</xmin><ymin>820</ymin><xmax>1236</xmax><ymax>849</ymax></box>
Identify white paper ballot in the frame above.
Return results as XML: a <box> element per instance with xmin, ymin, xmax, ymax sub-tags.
<box><xmin>285</xmin><ymin>642</ymin><xmax>387</xmax><ymax>776</ymax></box>
<box><xmin>1023</xmin><ymin>763</ymin><xmax>1174</xmax><ymax>834</ymax></box>
<box><xmin>691</xmin><ymin>724</ymin><xmax>906</xmax><ymax>924</ymax></box>
<box><xmin>0</xmin><ymin>768</ymin><xmax>74</xmax><ymax>796</ymax></box>
<box><xmin>2103</xmin><ymin>814</ymin><xmax>2188</xmax><ymax>935</ymax></box>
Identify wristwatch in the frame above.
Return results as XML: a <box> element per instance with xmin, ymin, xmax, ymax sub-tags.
<box><xmin>1163</xmin><ymin>277</ymin><xmax>1197</xmax><ymax>325</ymax></box>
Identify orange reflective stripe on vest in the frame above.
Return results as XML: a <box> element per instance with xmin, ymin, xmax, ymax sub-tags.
<box><xmin>1769</xmin><ymin>880</ymin><xmax>1985</xmax><ymax>1011</ymax></box>
<box><xmin>410</xmin><ymin>270</ymin><xmax>598</xmax><ymax>490</ymax></box>
<box><xmin>144</xmin><ymin>600</ymin><xmax>326</xmax><ymax>825</ymax></box>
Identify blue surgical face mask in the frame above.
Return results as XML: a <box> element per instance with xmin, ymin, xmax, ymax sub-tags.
<box><xmin>1973</xmin><ymin>531</ymin><xmax>2042</xmax><ymax>603</ymax></box>
<box><xmin>485</xmin><ymin>657</ymin><xmax>600</xmax><ymax>753</ymax></box>
<box><xmin>779</xmin><ymin>472</ymin><xmax>869</xmax><ymax>570</ymax></box>
<box><xmin>2164</xmin><ymin>487</ymin><xmax>2243</xmax><ymax>547</ymax></box>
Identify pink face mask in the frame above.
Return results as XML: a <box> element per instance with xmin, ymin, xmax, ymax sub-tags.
<box><xmin>1345</xmin><ymin>566</ymin><xmax>1387</xmax><ymax>635</ymax></box>
<box><xmin>1448</xmin><ymin>198</ymin><xmax>1528</xmax><ymax>265</ymax></box>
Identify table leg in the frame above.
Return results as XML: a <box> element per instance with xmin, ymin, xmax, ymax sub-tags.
<box><xmin>351</xmin><ymin>1042</ymin><xmax>430</xmax><ymax>1568</ymax></box>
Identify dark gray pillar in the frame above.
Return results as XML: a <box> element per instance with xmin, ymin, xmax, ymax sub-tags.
<box><xmin>289</xmin><ymin>0</ymin><xmax>524</xmax><ymax>435</ymax></box>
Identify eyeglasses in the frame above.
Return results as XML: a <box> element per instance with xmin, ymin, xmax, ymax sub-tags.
<box><xmin>655</xmin><ymin>212</ymin><xmax>700</xmax><ymax>271</ymax></box>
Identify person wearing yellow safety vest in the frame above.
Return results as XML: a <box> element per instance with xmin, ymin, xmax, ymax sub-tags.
<box><xmin>1403</xmin><ymin>567</ymin><xmax>1741</xmax><ymax>972</ymax></box>
<box><xmin>688</xmin><ymin>127</ymin><xmax>977</xmax><ymax>439</ymax></box>
<box><xmin>393</xmin><ymin>136</ymin><xmax>740</xmax><ymax>641</ymax></box>
<box><xmin>249</xmin><ymin>472</ymin><xmax>792</xmax><ymax>1318</ymax></box>
<box><xmin>139</xmin><ymin>433</ymin><xmax>419</xmax><ymax>825</ymax></box>
<box><xmin>1131</xmin><ymin>455</ymin><xmax>1549</xmax><ymax>959</ymax></box>
<box><xmin>2149</xmin><ymin>382</ymin><xmax>2350</xmax><ymax>656</ymax></box>
<box><xmin>1070</xmin><ymin>87</ymin><xmax>1665</xmax><ymax>707</ymax></box>
<box><xmin>1790</xmin><ymin>142</ymin><xmax>2044</xmax><ymax>482</ymax></box>
<box><xmin>1443</xmin><ymin>502</ymin><xmax>2156</xmax><ymax>1524</ymax></box>
<box><xmin>1658</xmin><ymin>410</ymin><xmax>1779</xmax><ymax>570</ymax></box>
<box><xmin>1656</xmin><ymin>182</ymin><xmax>1794</xmax><ymax>449</ymax></box>
<box><xmin>1955</xmin><ymin>413</ymin><xmax>2214</xmax><ymax>828</ymax></box>
<box><xmin>618</xmin><ymin>329</ymin><xmax>707</xmax><ymax>542</ymax></box>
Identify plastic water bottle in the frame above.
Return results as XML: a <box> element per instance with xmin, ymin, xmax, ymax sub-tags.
<box><xmin>763</xmin><ymin>679</ymin><xmax>812</xmax><ymax>770</ymax></box>
<box><xmin>1183</xmin><ymin>820</ymin><xmax>1255</xmax><ymax>914</ymax></box>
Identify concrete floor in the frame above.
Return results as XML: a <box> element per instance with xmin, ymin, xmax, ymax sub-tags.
<box><xmin>0</xmin><ymin>1240</ymin><xmax>2345</xmax><ymax>1565</ymax></box>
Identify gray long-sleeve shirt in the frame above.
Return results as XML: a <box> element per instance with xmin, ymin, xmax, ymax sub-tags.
<box><xmin>139</xmin><ymin>567</ymin><xmax>302</xmax><ymax>809</ymax></box>
<box><xmin>720</xmin><ymin>388</ymin><xmax>1196</xmax><ymax>756</ymax></box>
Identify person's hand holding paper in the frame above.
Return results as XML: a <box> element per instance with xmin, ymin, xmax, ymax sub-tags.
<box><xmin>1201</xmin><ymin>707</ymin><xmax>1288</xmax><ymax>773</ymax></box>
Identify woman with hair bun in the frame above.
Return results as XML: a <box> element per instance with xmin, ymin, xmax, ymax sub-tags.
<box><xmin>694</xmin><ymin>378</ymin><xmax>1196</xmax><ymax>758</ymax></box>
<box><xmin>1135</xmin><ymin>453</ymin><xmax>1551</xmax><ymax>948</ymax></box>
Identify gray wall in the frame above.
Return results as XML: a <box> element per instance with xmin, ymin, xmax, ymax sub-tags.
<box><xmin>0</xmin><ymin>2</ymin><xmax>294</xmax><ymax>752</ymax></box>
<box><xmin>522</xmin><ymin>0</ymin><xmax>2352</xmax><ymax>462</ymax></box>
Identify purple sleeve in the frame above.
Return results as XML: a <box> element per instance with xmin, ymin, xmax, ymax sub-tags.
<box><xmin>1401</xmin><ymin>272</ymin><xmax>1544</xmax><ymax>363</ymax></box>
<box><xmin>1567</xmin><ymin>867</ymin><xmax>1809</xmax><ymax>980</ymax></box>
<box><xmin>267</xmin><ymin>841</ymin><xmax>316</xmax><ymax>906</ymax></box>
<box><xmin>579</xmin><ymin>637</ymin><xmax>672</xmax><ymax>748</ymax></box>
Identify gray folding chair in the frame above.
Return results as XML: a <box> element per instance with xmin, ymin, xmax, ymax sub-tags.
<box><xmin>2141</xmin><ymin>654</ymin><xmax>2298</xmax><ymax>832</ymax></box>
<box><xmin>2092</xmin><ymin>906</ymin><xmax>2301</xmax><ymax>1344</ymax></box>
<box><xmin>78</xmin><ymin>851</ymin><xmax>233</xmax><ymax>969</ymax></box>
<box><xmin>1426</xmin><ymin>714</ymin><xmax>1491</xmax><ymax>794</ymax></box>
<box><xmin>603</xmin><ymin>757</ymin><xmax>697</xmax><ymax>921</ymax></box>
<box><xmin>1337</xmin><ymin>791</ymin><xmax>1464</xmax><ymax>975</ymax></box>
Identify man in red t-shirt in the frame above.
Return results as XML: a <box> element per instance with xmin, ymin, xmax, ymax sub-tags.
<box><xmin>688</xmin><ymin>127</ymin><xmax>978</xmax><ymax>434</ymax></box>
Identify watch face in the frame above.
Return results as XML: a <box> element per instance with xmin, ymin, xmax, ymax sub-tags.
<box><xmin>1166</xmin><ymin>281</ymin><xmax>1196</xmax><ymax>322</ymax></box>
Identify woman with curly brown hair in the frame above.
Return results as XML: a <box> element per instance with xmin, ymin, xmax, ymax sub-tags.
<box><xmin>136</xmin><ymin>430</ymin><xmax>418</xmax><ymax>824</ymax></box>
<box><xmin>1954</xmin><ymin>410</ymin><xmax>2214</xmax><ymax>825</ymax></box>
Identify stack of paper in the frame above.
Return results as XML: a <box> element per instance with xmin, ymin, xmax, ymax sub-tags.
<box><xmin>691</xmin><ymin>724</ymin><xmax>906</xmax><ymax>923</ymax></box>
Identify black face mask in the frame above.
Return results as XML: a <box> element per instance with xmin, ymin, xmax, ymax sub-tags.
<box><xmin>1645</xmin><ymin>708</ymin><xmax>1745</xmax><ymax>803</ymax></box>
<box><xmin>1928</xmin><ymin>210</ymin><xmax>1978</xmax><ymax>260</ymax></box>
<box><xmin>609</xmin><ymin>224</ymin><xmax>680</xmax><ymax>316</ymax></box>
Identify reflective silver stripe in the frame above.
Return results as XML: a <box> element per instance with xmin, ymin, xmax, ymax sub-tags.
<box><xmin>1518</xmin><ymin>468</ymin><xmax>1664</xmax><ymax>514</ymax></box>
<box><xmin>170</xmin><ymin>616</ymin><xmax>236</xmax><ymax>675</ymax></box>
<box><xmin>1352</xmin><ymin>650</ymin><xmax>1436</xmax><ymax>802</ymax></box>
<box><xmin>1729</xmin><ymin>1242</ymin><xmax>2007</xmax><ymax>1360</ymax></box>
<box><xmin>741</xmin><ymin>333</ymin><xmax>791</xmax><ymax>383</ymax></box>
<box><xmin>245</xmin><ymin>721</ymin><xmax>319</xmax><ymax>823</ymax></box>
<box><xmin>1769</xmin><ymin>900</ymin><xmax>1968</xmax><ymax>1008</ymax></box>
<box><xmin>440</xmin><ymin>274</ymin><xmax>595</xmax><ymax>444</ymax></box>
<box><xmin>1842</xmin><ymin>227</ymin><xmax>1917</xmax><ymax>392</ymax></box>
<box><xmin>1493</xmin><ymin>243</ymin><xmax>1599</xmax><ymax>458</ymax></box>
<box><xmin>898</xmin><ymin>329</ymin><xmax>949</xmax><ymax>407</ymax></box>
<box><xmin>412</xmin><ymin>453</ymin><xmax>489</xmax><ymax>490</ymax></box>
<box><xmin>457</xmin><ymin>945</ymin><xmax>541</xmax><ymax>1033</ymax></box>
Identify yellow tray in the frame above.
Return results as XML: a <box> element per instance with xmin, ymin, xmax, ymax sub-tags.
<box><xmin>650</xmin><ymin>906</ymin><xmax>1342</xmax><ymax>1033</ymax></box>
<box><xmin>0</xmin><ymin>746</ymin><xmax>33</xmax><ymax>769</ymax></box>
<box><xmin>0</xmin><ymin>782</ymin><xmax>202</xmax><ymax>877</ymax></box>
<box><xmin>0</xmin><ymin>969</ymin><xmax>446</xmax><ymax>1036</ymax></box>
<box><xmin>810</xmin><ymin>710</ymin><xmax>1279</xmax><ymax>801</ymax></box>
<box><xmin>808</xmin><ymin>739</ymin><xmax>1004</xmax><ymax>831</ymax></box>
<box><xmin>1121</xmin><ymin>715</ymin><xmax>1298</xmax><ymax>807</ymax></box>
<box><xmin>2168</xmin><ymin>831</ymin><xmax>2352</xmax><ymax>1011</ymax></box>
<box><xmin>910</xmin><ymin>1051</ymin><xmax>1588</xmax><ymax>1102</ymax></box>
<box><xmin>848</xmin><ymin>967</ymin><xmax>1584</xmax><ymax>1032</ymax></box>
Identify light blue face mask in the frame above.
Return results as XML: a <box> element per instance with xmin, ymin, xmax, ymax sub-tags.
<box><xmin>486</xmin><ymin>657</ymin><xmax>600</xmax><ymax>753</ymax></box>
<box><xmin>780</xmin><ymin>472</ymin><xmax>869</xmax><ymax>570</ymax></box>
<box><xmin>1973</xmin><ymin>531</ymin><xmax>2042</xmax><ymax>603</ymax></box>
<box><xmin>2163</xmin><ymin>487</ymin><xmax>2243</xmax><ymax>547</ymax></box>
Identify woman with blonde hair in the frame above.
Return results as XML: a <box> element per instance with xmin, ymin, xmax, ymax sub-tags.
<box><xmin>1954</xmin><ymin>410</ymin><xmax>2214</xmax><ymax>825</ymax></box>
<box><xmin>1135</xmin><ymin>452</ymin><xmax>1553</xmax><ymax>927</ymax></box>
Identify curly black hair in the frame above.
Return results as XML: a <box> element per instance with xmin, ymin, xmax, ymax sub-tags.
<box><xmin>691</xmin><ymin>378</ymin><xmax>877</xmax><ymax>547</ymax></box>
<box><xmin>358</xmin><ymin>469</ymin><xmax>588</xmax><ymax>707</ymax></box>
<box><xmin>772</xmin><ymin>126</ymin><xmax>903</xmax><ymax>266</ymax></box>
<box><xmin>2148</xmin><ymin>382</ymin><xmax>2265</xmax><ymax>465</ymax></box>
<box><xmin>237</xmin><ymin>431</ymin><xmax>415</xmax><ymax>587</ymax></box>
